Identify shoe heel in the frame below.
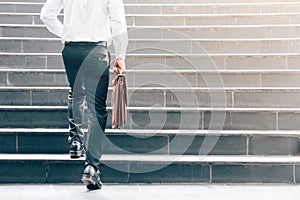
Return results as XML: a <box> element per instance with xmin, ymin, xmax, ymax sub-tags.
<box><xmin>70</xmin><ymin>150</ymin><xmax>82</xmax><ymax>159</ymax></box>
<box><xmin>81</xmin><ymin>174</ymin><xmax>96</xmax><ymax>185</ymax></box>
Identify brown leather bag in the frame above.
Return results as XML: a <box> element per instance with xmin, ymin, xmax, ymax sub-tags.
<box><xmin>111</xmin><ymin>74</ymin><xmax>128</xmax><ymax>129</ymax></box>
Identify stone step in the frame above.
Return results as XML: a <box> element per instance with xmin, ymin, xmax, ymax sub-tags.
<box><xmin>1</xmin><ymin>24</ymin><xmax>300</xmax><ymax>39</ymax></box>
<box><xmin>0</xmin><ymin>0</ymin><xmax>297</xmax><ymax>3</ymax></box>
<box><xmin>1</xmin><ymin>37</ymin><xmax>300</xmax><ymax>54</ymax></box>
<box><xmin>1</xmin><ymin>105</ymin><xmax>300</xmax><ymax>130</ymax></box>
<box><xmin>0</xmin><ymin>129</ymin><xmax>299</xmax><ymax>155</ymax></box>
<box><xmin>2</xmin><ymin>86</ymin><xmax>300</xmax><ymax>109</ymax></box>
<box><xmin>0</xmin><ymin>154</ymin><xmax>299</xmax><ymax>183</ymax></box>
<box><xmin>1</xmin><ymin>53</ymin><xmax>299</xmax><ymax>70</ymax></box>
<box><xmin>1</xmin><ymin>69</ymin><xmax>300</xmax><ymax>87</ymax></box>
<box><xmin>1</xmin><ymin>2</ymin><xmax>300</xmax><ymax>14</ymax></box>
<box><xmin>1</xmin><ymin>13</ymin><xmax>300</xmax><ymax>26</ymax></box>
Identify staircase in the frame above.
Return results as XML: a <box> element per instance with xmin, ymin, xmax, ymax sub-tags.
<box><xmin>1</xmin><ymin>0</ymin><xmax>300</xmax><ymax>184</ymax></box>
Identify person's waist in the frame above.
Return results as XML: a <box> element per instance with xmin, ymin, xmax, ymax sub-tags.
<box><xmin>64</xmin><ymin>41</ymin><xmax>107</xmax><ymax>47</ymax></box>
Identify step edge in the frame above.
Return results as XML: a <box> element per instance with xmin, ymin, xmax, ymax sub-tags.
<box><xmin>1</xmin><ymin>105</ymin><xmax>300</xmax><ymax>112</ymax></box>
<box><xmin>0</xmin><ymin>128</ymin><xmax>299</xmax><ymax>137</ymax></box>
<box><xmin>3</xmin><ymin>86</ymin><xmax>300</xmax><ymax>91</ymax></box>
<box><xmin>1</xmin><ymin>153</ymin><xmax>300</xmax><ymax>164</ymax></box>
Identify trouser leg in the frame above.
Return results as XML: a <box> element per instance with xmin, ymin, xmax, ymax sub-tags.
<box><xmin>83</xmin><ymin>46</ymin><xmax>110</xmax><ymax>168</ymax></box>
<box><xmin>62</xmin><ymin>44</ymin><xmax>86</xmax><ymax>144</ymax></box>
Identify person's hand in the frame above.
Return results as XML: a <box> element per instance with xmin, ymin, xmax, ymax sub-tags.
<box><xmin>113</xmin><ymin>58</ymin><xmax>126</xmax><ymax>75</ymax></box>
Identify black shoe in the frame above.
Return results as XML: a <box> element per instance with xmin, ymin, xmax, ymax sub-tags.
<box><xmin>69</xmin><ymin>141</ymin><xmax>84</xmax><ymax>159</ymax></box>
<box><xmin>81</xmin><ymin>165</ymin><xmax>103</xmax><ymax>190</ymax></box>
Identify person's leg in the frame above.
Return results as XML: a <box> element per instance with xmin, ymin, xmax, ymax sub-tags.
<box><xmin>83</xmin><ymin>44</ymin><xmax>110</xmax><ymax>168</ymax></box>
<box><xmin>80</xmin><ymin>44</ymin><xmax>110</xmax><ymax>190</ymax></box>
<box><xmin>62</xmin><ymin>44</ymin><xmax>86</xmax><ymax>158</ymax></box>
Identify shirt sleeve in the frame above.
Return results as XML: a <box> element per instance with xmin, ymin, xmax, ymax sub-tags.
<box><xmin>40</xmin><ymin>0</ymin><xmax>64</xmax><ymax>38</ymax></box>
<box><xmin>108</xmin><ymin>0</ymin><xmax>128</xmax><ymax>60</ymax></box>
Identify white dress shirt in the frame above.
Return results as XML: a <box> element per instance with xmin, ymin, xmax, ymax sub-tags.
<box><xmin>40</xmin><ymin>0</ymin><xmax>128</xmax><ymax>59</ymax></box>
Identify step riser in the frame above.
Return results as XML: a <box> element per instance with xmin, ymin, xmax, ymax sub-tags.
<box><xmin>1</xmin><ymin>15</ymin><xmax>300</xmax><ymax>26</ymax></box>
<box><xmin>1</xmin><ymin>4</ymin><xmax>300</xmax><ymax>14</ymax></box>
<box><xmin>2</xmin><ymin>26</ymin><xmax>300</xmax><ymax>39</ymax></box>
<box><xmin>3</xmin><ymin>89</ymin><xmax>300</xmax><ymax>109</ymax></box>
<box><xmin>2</xmin><ymin>40</ymin><xmax>300</xmax><ymax>54</ymax></box>
<box><xmin>0</xmin><ymin>132</ymin><xmax>299</xmax><ymax>155</ymax></box>
<box><xmin>0</xmin><ymin>159</ymin><xmax>298</xmax><ymax>184</ymax></box>
<box><xmin>2</xmin><ymin>71</ymin><xmax>300</xmax><ymax>87</ymax></box>
<box><xmin>2</xmin><ymin>109</ymin><xmax>300</xmax><ymax>130</ymax></box>
<box><xmin>1</xmin><ymin>54</ymin><xmax>300</xmax><ymax>70</ymax></box>
<box><xmin>0</xmin><ymin>0</ymin><xmax>297</xmax><ymax>4</ymax></box>
<box><xmin>127</xmin><ymin>15</ymin><xmax>300</xmax><ymax>26</ymax></box>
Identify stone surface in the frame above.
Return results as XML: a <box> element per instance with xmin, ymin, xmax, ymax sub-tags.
<box><xmin>1</xmin><ymin>184</ymin><xmax>300</xmax><ymax>200</ymax></box>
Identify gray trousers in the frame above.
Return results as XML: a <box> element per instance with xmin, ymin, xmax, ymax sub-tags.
<box><xmin>62</xmin><ymin>41</ymin><xmax>110</xmax><ymax>168</ymax></box>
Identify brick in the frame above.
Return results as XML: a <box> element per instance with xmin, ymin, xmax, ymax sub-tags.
<box><xmin>166</xmin><ymin>90</ymin><xmax>232</xmax><ymax>107</ymax></box>
<box><xmin>212</xmin><ymin>164</ymin><xmax>294</xmax><ymax>183</ymax></box>
<box><xmin>0</xmin><ymin>109</ymin><xmax>68</xmax><ymax>128</ymax></box>
<box><xmin>0</xmin><ymin>90</ymin><xmax>30</xmax><ymax>105</ymax></box>
<box><xmin>22</xmin><ymin>40</ymin><xmax>62</xmax><ymax>53</ymax></box>
<box><xmin>47</xmin><ymin>55</ymin><xmax>64</xmax><ymax>69</ymax></box>
<box><xmin>287</xmin><ymin>56</ymin><xmax>300</xmax><ymax>69</ymax></box>
<box><xmin>204</xmin><ymin>111</ymin><xmax>277</xmax><ymax>130</ymax></box>
<box><xmin>133</xmin><ymin>16</ymin><xmax>184</xmax><ymax>26</ymax></box>
<box><xmin>165</xmin><ymin>55</ymin><xmax>225</xmax><ymax>70</ymax></box>
<box><xmin>104</xmin><ymin>134</ymin><xmax>168</xmax><ymax>154</ymax></box>
<box><xmin>0</xmin><ymin>55</ymin><xmax>26</xmax><ymax>68</ymax></box>
<box><xmin>0</xmin><ymin>73</ymin><xmax>6</xmax><ymax>86</ymax></box>
<box><xmin>133</xmin><ymin>40</ymin><xmax>192</xmax><ymax>54</ymax></box>
<box><xmin>47</xmin><ymin>161</ymin><xmax>83</xmax><ymax>183</ymax></box>
<box><xmin>0</xmin><ymin>5</ymin><xmax>14</xmax><ymax>12</ymax></box>
<box><xmin>125</xmin><ymin>6</ymin><xmax>161</xmax><ymax>15</ymax></box>
<box><xmin>197</xmin><ymin>73</ymin><xmax>261</xmax><ymax>87</ymax></box>
<box><xmin>128</xmin><ymin>28</ymin><xmax>163</xmax><ymax>39</ymax></box>
<box><xmin>0</xmin><ymin>40</ymin><xmax>22</xmax><ymax>52</ymax></box>
<box><xmin>278</xmin><ymin>112</ymin><xmax>300</xmax><ymax>130</ymax></box>
<box><xmin>133</xmin><ymin>72</ymin><xmax>197</xmax><ymax>87</ymax></box>
<box><xmin>32</xmin><ymin>90</ymin><xmax>67</xmax><ymax>106</ymax></box>
<box><xmin>15</xmin><ymin>4</ymin><xmax>43</xmax><ymax>13</ymax></box>
<box><xmin>0</xmin><ymin>15</ymin><xmax>33</xmax><ymax>24</ymax></box>
<box><xmin>0</xmin><ymin>134</ymin><xmax>16</xmax><ymax>153</ymax></box>
<box><xmin>18</xmin><ymin>132</ymin><xmax>68</xmax><ymax>153</ymax></box>
<box><xmin>127</xmin><ymin>90</ymin><xmax>164</xmax><ymax>107</ymax></box>
<box><xmin>193</xmin><ymin>40</ymin><xmax>293</xmax><ymax>54</ymax></box>
<box><xmin>0</xmin><ymin>160</ymin><xmax>46</xmax><ymax>183</ymax></box>
<box><xmin>126</xmin><ymin>55</ymin><xmax>165</xmax><ymax>70</ymax></box>
<box><xmin>8</xmin><ymin>72</ymin><xmax>68</xmax><ymax>87</ymax></box>
<box><xmin>226</xmin><ymin>56</ymin><xmax>286</xmax><ymax>70</ymax></box>
<box><xmin>170</xmin><ymin>135</ymin><xmax>247</xmax><ymax>155</ymax></box>
<box><xmin>234</xmin><ymin>91</ymin><xmax>300</xmax><ymax>108</ymax></box>
<box><xmin>129</xmin><ymin>162</ymin><xmax>210</xmax><ymax>183</ymax></box>
<box><xmin>249</xmin><ymin>136</ymin><xmax>299</xmax><ymax>155</ymax></box>
<box><xmin>261</xmin><ymin>73</ymin><xmax>300</xmax><ymax>87</ymax></box>
<box><xmin>2</xmin><ymin>26</ymin><xmax>56</xmax><ymax>38</ymax></box>
<box><xmin>101</xmin><ymin>161</ymin><xmax>130</xmax><ymax>183</ymax></box>
<box><xmin>130</xmin><ymin>111</ymin><xmax>202</xmax><ymax>130</ymax></box>
<box><xmin>295</xmin><ymin>165</ymin><xmax>300</xmax><ymax>183</ymax></box>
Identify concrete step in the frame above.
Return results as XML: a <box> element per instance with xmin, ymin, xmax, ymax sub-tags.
<box><xmin>1</xmin><ymin>69</ymin><xmax>300</xmax><ymax>87</ymax></box>
<box><xmin>1</xmin><ymin>24</ymin><xmax>300</xmax><ymax>39</ymax></box>
<box><xmin>1</xmin><ymin>2</ymin><xmax>300</xmax><ymax>14</ymax></box>
<box><xmin>2</xmin><ymin>37</ymin><xmax>300</xmax><ymax>54</ymax></box>
<box><xmin>1</xmin><ymin>13</ymin><xmax>300</xmax><ymax>26</ymax></box>
<box><xmin>1</xmin><ymin>105</ymin><xmax>300</xmax><ymax>130</ymax></box>
<box><xmin>0</xmin><ymin>129</ymin><xmax>299</xmax><ymax>155</ymax></box>
<box><xmin>0</xmin><ymin>0</ymin><xmax>298</xmax><ymax>4</ymax></box>
<box><xmin>0</xmin><ymin>153</ymin><xmax>300</xmax><ymax>183</ymax></box>
<box><xmin>2</xmin><ymin>86</ymin><xmax>300</xmax><ymax>109</ymax></box>
<box><xmin>1</xmin><ymin>53</ymin><xmax>299</xmax><ymax>70</ymax></box>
